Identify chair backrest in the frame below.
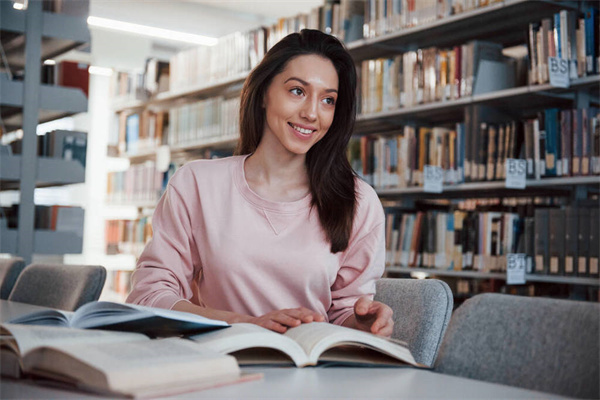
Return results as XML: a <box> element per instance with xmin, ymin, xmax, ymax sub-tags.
<box><xmin>374</xmin><ymin>278</ymin><xmax>453</xmax><ymax>367</ymax></box>
<box><xmin>0</xmin><ymin>257</ymin><xmax>26</xmax><ymax>300</ymax></box>
<box><xmin>8</xmin><ymin>264</ymin><xmax>107</xmax><ymax>311</ymax></box>
<box><xmin>434</xmin><ymin>293</ymin><xmax>600</xmax><ymax>399</ymax></box>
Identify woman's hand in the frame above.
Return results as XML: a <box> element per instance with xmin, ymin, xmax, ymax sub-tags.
<box><xmin>345</xmin><ymin>296</ymin><xmax>394</xmax><ymax>337</ymax></box>
<box><xmin>249</xmin><ymin>307</ymin><xmax>325</xmax><ymax>333</ymax></box>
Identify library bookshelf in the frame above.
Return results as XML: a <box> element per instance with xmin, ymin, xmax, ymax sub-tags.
<box><xmin>105</xmin><ymin>0</ymin><xmax>600</xmax><ymax>302</ymax></box>
<box><xmin>0</xmin><ymin>0</ymin><xmax>90</xmax><ymax>264</ymax></box>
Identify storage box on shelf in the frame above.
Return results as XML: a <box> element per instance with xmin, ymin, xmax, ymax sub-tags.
<box><xmin>0</xmin><ymin>0</ymin><xmax>90</xmax><ymax>264</ymax></box>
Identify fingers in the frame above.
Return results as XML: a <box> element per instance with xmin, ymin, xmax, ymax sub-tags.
<box><xmin>373</xmin><ymin>318</ymin><xmax>394</xmax><ymax>337</ymax></box>
<box><xmin>369</xmin><ymin>302</ymin><xmax>394</xmax><ymax>336</ymax></box>
<box><xmin>289</xmin><ymin>307</ymin><xmax>325</xmax><ymax>323</ymax></box>
<box><xmin>262</xmin><ymin>320</ymin><xmax>288</xmax><ymax>334</ymax></box>
<box><xmin>354</xmin><ymin>296</ymin><xmax>373</xmax><ymax>316</ymax></box>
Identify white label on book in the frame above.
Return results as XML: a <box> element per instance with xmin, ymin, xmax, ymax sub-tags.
<box><xmin>535</xmin><ymin>255</ymin><xmax>544</xmax><ymax>272</ymax></box>
<box><xmin>591</xmin><ymin>258</ymin><xmax>599</xmax><ymax>275</ymax></box>
<box><xmin>506</xmin><ymin>253</ymin><xmax>527</xmax><ymax>285</ymax></box>
<box><xmin>156</xmin><ymin>145</ymin><xmax>171</xmax><ymax>173</ymax></box>
<box><xmin>505</xmin><ymin>159</ymin><xmax>526</xmax><ymax>189</ymax></box>
<box><xmin>423</xmin><ymin>165</ymin><xmax>443</xmax><ymax>193</ymax></box>
<box><xmin>578</xmin><ymin>257</ymin><xmax>587</xmax><ymax>274</ymax></box>
<box><xmin>550</xmin><ymin>257</ymin><xmax>559</xmax><ymax>274</ymax></box>
<box><xmin>548</xmin><ymin>57</ymin><xmax>570</xmax><ymax>88</ymax></box>
<box><xmin>565</xmin><ymin>257</ymin><xmax>574</xmax><ymax>274</ymax></box>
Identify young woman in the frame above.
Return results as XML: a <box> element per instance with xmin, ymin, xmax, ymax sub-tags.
<box><xmin>127</xmin><ymin>29</ymin><xmax>393</xmax><ymax>337</ymax></box>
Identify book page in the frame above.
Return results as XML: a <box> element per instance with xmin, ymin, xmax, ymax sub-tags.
<box><xmin>25</xmin><ymin>337</ymin><xmax>240</xmax><ymax>395</ymax></box>
<box><xmin>8</xmin><ymin>309</ymin><xmax>72</xmax><ymax>327</ymax></box>
<box><xmin>284</xmin><ymin>322</ymin><xmax>417</xmax><ymax>366</ymax></box>
<box><xmin>188</xmin><ymin>323</ymin><xmax>308</xmax><ymax>366</ymax></box>
<box><xmin>1</xmin><ymin>323</ymin><xmax>148</xmax><ymax>355</ymax></box>
<box><xmin>71</xmin><ymin>301</ymin><xmax>228</xmax><ymax>332</ymax></box>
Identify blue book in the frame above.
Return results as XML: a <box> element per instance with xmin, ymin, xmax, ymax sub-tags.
<box><xmin>585</xmin><ymin>7</ymin><xmax>598</xmax><ymax>74</ymax></box>
<box><xmin>544</xmin><ymin>108</ymin><xmax>560</xmax><ymax>176</ymax></box>
<box><xmin>554</xmin><ymin>12</ymin><xmax>562</xmax><ymax>58</ymax></box>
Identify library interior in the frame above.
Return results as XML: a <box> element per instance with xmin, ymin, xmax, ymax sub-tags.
<box><xmin>0</xmin><ymin>0</ymin><xmax>599</xmax><ymax>398</ymax></box>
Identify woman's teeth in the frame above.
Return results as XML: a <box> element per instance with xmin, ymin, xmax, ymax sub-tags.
<box><xmin>290</xmin><ymin>123</ymin><xmax>313</xmax><ymax>135</ymax></box>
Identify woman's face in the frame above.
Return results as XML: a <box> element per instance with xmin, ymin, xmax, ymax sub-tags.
<box><xmin>262</xmin><ymin>54</ymin><xmax>339</xmax><ymax>156</ymax></box>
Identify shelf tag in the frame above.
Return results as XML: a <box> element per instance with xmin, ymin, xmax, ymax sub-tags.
<box><xmin>156</xmin><ymin>145</ymin><xmax>171</xmax><ymax>173</ymax></box>
<box><xmin>506</xmin><ymin>253</ymin><xmax>527</xmax><ymax>285</ymax></box>
<box><xmin>548</xmin><ymin>57</ymin><xmax>570</xmax><ymax>88</ymax></box>
<box><xmin>423</xmin><ymin>165</ymin><xmax>443</xmax><ymax>193</ymax></box>
<box><xmin>505</xmin><ymin>158</ymin><xmax>526</xmax><ymax>189</ymax></box>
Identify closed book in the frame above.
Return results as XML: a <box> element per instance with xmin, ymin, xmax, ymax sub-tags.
<box><xmin>548</xmin><ymin>208</ymin><xmax>566</xmax><ymax>275</ymax></box>
<box><xmin>534</xmin><ymin>208</ymin><xmax>550</xmax><ymax>274</ymax></box>
<box><xmin>560</xmin><ymin>110</ymin><xmax>572</xmax><ymax>176</ymax></box>
<box><xmin>544</xmin><ymin>108</ymin><xmax>561</xmax><ymax>176</ymax></box>
<box><xmin>572</xmin><ymin>109</ymin><xmax>583</xmax><ymax>176</ymax></box>
<box><xmin>578</xmin><ymin>207</ymin><xmax>591</xmax><ymax>276</ymax></box>
<box><xmin>590</xmin><ymin>207</ymin><xmax>599</xmax><ymax>277</ymax></box>
<box><xmin>564</xmin><ymin>206</ymin><xmax>579</xmax><ymax>275</ymax></box>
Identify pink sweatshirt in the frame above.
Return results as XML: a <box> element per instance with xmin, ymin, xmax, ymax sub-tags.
<box><xmin>126</xmin><ymin>155</ymin><xmax>385</xmax><ymax>325</ymax></box>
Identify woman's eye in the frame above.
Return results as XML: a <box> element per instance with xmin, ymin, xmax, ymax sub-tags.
<box><xmin>290</xmin><ymin>88</ymin><xmax>304</xmax><ymax>96</ymax></box>
<box><xmin>323</xmin><ymin>97</ymin><xmax>336</xmax><ymax>106</ymax></box>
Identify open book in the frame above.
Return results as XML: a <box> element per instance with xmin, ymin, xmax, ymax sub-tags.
<box><xmin>0</xmin><ymin>323</ymin><xmax>259</xmax><ymax>398</ymax></box>
<box><xmin>189</xmin><ymin>322</ymin><xmax>421</xmax><ymax>368</ymax></box>
<box><xmin>8</xmin><ymin>301</ymin><xmax>229</xmax><ymax>337</ymax></box>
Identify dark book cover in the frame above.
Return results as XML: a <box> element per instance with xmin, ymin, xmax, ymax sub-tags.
<box><xmin>534</xmin><ymin>208</ymin><xmax>550</xmax><ymax>274</ymax></box>
<box><xmin>548</xmin><ymin>208</ymin><xmax>566</xmax><ymax>275</ymax></box>
<box><xmin>578</xmin><ymin>207</ymin><xmax>591</xmax><ymax>276</ymax></box>
<box><xmin>589</xmin><ymin>207</ymin><xmax>599</xmax><ymax>277</ymax></box>
<box><xmin>564</xmin><ymin>206</ymin><xmax>579</xmax><ymax>276</ymax></box>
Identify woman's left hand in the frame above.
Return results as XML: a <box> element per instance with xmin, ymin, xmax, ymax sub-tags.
<box><xmin>351</xmin><ymin>296</ymin><xmax>394</xmax><ymax>337</ymax></box>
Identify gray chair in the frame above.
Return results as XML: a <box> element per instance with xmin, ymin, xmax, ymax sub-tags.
<box><xmin>375</xmin><ymin>278</ymin><xmax>453</xmax><ymax>367</ymax></box>
<box><xmin>8</xmin><ymin>264</ymin><xmax>107</xmax><ymax>311</ymax></box>
<box><xmin>434</xmin><ymin>293</ymin><xmax>600</xmax><ymax>399</ymax></box>
<box><xmin>0</xmin><ymin>257</ymin><xmax>26</xmax><ymax>300</ymax></box>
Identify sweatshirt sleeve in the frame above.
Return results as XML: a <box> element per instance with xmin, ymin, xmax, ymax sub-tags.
<box><xmin>327</xmin><ymin>188</ymin><xmax>386</xmax><ymax>325</ymax></box>
<box><xmin>126</xmin><ymin>182</ymin><xmax>201</xmax><ymax>310</ymax></box>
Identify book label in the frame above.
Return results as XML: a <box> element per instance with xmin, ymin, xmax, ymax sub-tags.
<box><xmin>423</xmin><ymin>165</ymin><xmax>443</xmax><ymax>193</ymax></box>
<box><xmin>156</xmin><ymin>145</ymin><xmax>171</xmax><ymax>172</ymax></box>
<box><xmin>548</xmin><ymin>57</ymin><xmax>570</xmax><ymax>88</ymax></box>
<box><xmin>505</xmin><ymin>159</ymin><xmax>526</xmax><ymax>189</ymax></box>
<box><xmin>507</xmin><ymin>253</ymin><xmax>527</xmax><ymax>285</ymax></box>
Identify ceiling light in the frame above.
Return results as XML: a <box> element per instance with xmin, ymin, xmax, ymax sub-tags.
<box><xmin>13</xmin><ymin>0</ymin><xmax>27</xmax><ymax>10</ymax></box>
<box><xmin>89</xmin><ymin>66</ymin><xmax>113</xmax><ymax>77</ymax></box>
<box><xmin>87</xmin><ymin>16</ymin><xmax>218</xmax><ymax>46</ymax></box>
<box><xmin>43</xmin><ymin>59</ymin><xmax>56</xmax><ymax>65</ymax></box>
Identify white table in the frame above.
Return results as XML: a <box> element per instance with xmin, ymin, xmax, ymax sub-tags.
<box><xmin>0</xmin><ymin>300</ymin><xmax>569</xmax><ymax>399</ymax></box>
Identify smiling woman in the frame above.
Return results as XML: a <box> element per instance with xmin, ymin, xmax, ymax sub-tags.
<box><xmin>127</xmin><ymin>30</ymin><xmax>394</xmax><ymax>339</ymax></box>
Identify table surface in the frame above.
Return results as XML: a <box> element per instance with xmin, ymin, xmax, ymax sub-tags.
<box><xmin>0</xmin><ymin>300</ymin><xmax>569</xmax><ymax>400</ymax></box>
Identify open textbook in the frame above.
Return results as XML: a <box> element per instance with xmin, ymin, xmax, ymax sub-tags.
<box><xmin>8</xmin><ymin>301</ymin><xmax>229</xmax><ymax>337</ymax></box>
<box><xmin>0</xmin><ymin>323</ymin><xmax>259</xmax><ymax>398</ymax></box>
<box><xmin>189</xmin><ymin>322</ymin><xmax>421</xmax><ymax>368</ymax></box>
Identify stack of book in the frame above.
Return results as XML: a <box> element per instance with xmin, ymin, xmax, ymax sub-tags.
<box><xmin>105</xmin><ymin>217</ymin><xmax>152</xmax><ymax>257</ymax></box>
<box><xmin>106</xmin><ymin>161</ymin><xmax>163</xmax><ymax>205</ymax></box>
<box><xmin>528</xmin><ymin>8</ymin><xmax>598</xmax><ymax>84</ymax></box>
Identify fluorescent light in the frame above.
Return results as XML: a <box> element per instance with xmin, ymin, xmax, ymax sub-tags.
<box><xmin>43</xmin><ymin>59</ymin><xmax>56</xmax><ymax>65</ymax></box>
<box><xmin>411</xmin><ymin>271</ymin><xmax>430</xmax><ymax>280</ymax></box>
<box><xmin>13</xmin><ymin>0</ymin><xmax>26</xmax><ymax>10</ymax></box>
<box><xmin>87</xmin><ymin>16</ymin><xmax>217</xmax><ymax>46</ymax></box>
<box><xmin>89</xmin><ymin>66</ymin><xmax>113</xmax><ymax>77</ymax></box>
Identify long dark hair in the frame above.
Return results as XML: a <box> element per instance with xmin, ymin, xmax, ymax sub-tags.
<box><xmin>236</xmin><ymin>29</ymin><xmax>357</xmax><ymax>254</ymax></box>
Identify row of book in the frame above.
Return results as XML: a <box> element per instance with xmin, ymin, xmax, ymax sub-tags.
<box><xmin>111</xmin><ymin>59</ymin><xmax>170</xmax><ymax>103</ymax></box>
<box><xmin>528</xmin><ymin>8</ymin><xmax>599</xmax><ymax>85</ymax></box>
<box><xmin>106</xmin><ymin>269</ymin><xmax>133</xmax><ymax>300</ymax></box>
<box><xmin>167</xmin><ymin>97</ymin><xmax>240</xmax><ymax>148</ymax></box>
<box><xmin>106</xmin><ymin>162</ymin><xmax>163</xmax><ymax>205</ymax></box>
<box><xmin>349</xmin><ymin>106</ymin><xmax>600</xmax><ymax>189</ymax></box>
<box><xmin>7</xmin><ymin>130</ymin><xmax>87</xmax><ymax>168</ymax></box>
<box><xmin>383</xmin><ymin>205</ymin><xmax>599</xmax><ymax>277</ymax></box>
<box><xmin>169</xmin><ymin>29</ymin><xmax>265</xmax><ymax>93</ymax></box>
<box><xmin>359</xmin><ymin>40</ymin><xmax>512</xmax><ymax>113</ymax></box>
<box><xmin>363</xmin><ymin>0</ymin><xmax>501</xmax><ymax>39</ymax></box>
<box><xmin>119</xmin><ymin>109</ymin><xmax>168</xmax><ymax>156</ymax></box>
<box><xmin>106</xmin><ymin>218</ymin><xmax>152</xmax><ymax>257</ymax></box>
<box><xmin>1</xmin><ymin>204</ymin><xmax>84</xmax><ymax>236</ymax></box>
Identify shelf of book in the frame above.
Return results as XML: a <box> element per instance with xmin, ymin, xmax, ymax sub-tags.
<box><xmin>0</xmin><ymin>1</ymin><xmax>90</xmax><ymax>69</ymax></box>
<box><xmin>1</xmin><ymin>78</ymin><xmax>88</xmax><ymax>131</ymax></box>
<box><xmin>356</xmin><ymin>75</ymin><xmax>600</xmax><ymax>131</ymax></box>
<box><xmin>346</xmin><ymin>0</ymin><xmax>580</xmax><ymax>61</ymax></box>
<box><xmin>386</xmin><ymin>266</ymin><xmax>600</xmax><ymax>286</ymax></box>
<box><xmin>0</xmin><ymin>156</ymin><xmax>85</xmax><ymax>190</ymax></box>
<box><xmin>114</xmin><ymin>72</ymin><xmax>248</xmax><ymax>113</ymax></box>
<box><xmin>375</xmin><ymin>176</ymin><xmax>600</xmax><ymax>198</ymax></box>
<box><xmin>126</xmin><ymin>136</ymin><xmax>239</xmax><ymax>163</ymax></box>
<box><xmin>0</xmin><ymin>228</ymin><xmax>83</xmax><ymax>255</ymax></box>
